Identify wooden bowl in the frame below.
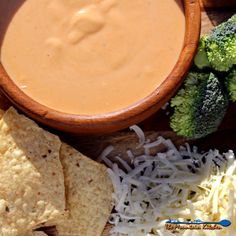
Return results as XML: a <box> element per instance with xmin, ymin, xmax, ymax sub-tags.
<box><xmin>0</xmin><ymin>0</ymin><xmax>201</xmax><ymax>134</ymax></box>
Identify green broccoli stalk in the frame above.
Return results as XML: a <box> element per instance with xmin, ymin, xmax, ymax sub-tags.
<box><xmin>225</xmin><ymin>68</ymin><xmax>236</xmax><ymax>102</ymax></box>
<box><xmin>195</xmin><ymin>14</ymin><xmax>236</xmax><ymax>72</ymax></box>
<box><xmin>170</xmin><ymin>72</ymin><xmax>229</xmax><ymax>139</ymax></box>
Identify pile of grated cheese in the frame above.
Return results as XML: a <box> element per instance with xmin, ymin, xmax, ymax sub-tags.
<box><xmin>100</xmin><ymin>126</ymin><xmax>236</xmax><ymax>236</ymax></box>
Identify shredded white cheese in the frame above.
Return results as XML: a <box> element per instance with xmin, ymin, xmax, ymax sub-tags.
<box><xmin>101</xmin><ymin>126</ymin><xmax>236</xmax><ymax>236</ymax></box>
<box><xmin>129</xmin><ymin>125</ymin><xmax>146</xmax><ymax>148</ymax></box>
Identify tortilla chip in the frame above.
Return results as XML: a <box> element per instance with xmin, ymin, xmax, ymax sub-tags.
<box><xmin>24</xmin><ymin>231</ymin><xmax>48</xmax><ymax>236</ymax></box>
<box><xmin>0</xmin><ymin>107</ymin><xmax>65</xmax><ymax>236</ymax></box>
<box><xmin>55</xmin><ymin>143</ymin><xmax>113</xmax><ymax>236</ymax></box>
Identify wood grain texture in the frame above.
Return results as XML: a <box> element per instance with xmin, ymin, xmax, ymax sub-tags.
<box><xmin>65</xmin><ymin>131</ymin><xmax>189</xmax><ymax>161</ymax></box>
<box><xmin>200</xmin><ymin>0</ymin><xmax>236</xmax><ymax>8</ymax></box>
<box><xmin>201</xmin><ymin>10</ymin><xmax>236</xmax><ymax>34</ymax></box>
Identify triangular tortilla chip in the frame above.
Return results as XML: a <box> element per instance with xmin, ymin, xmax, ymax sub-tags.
<box><xmin>55</xmin><ymin>143</ymin><xmax>113</xmax><ymax>236</ymax></box>
<box><xmin>24</xmin><ymin>231</ymin><xmax>48</xmax><ymax>236</ymax></box>
<box><xmin>0</xmin><ymin>108</ymin><xmax>65</xmax><ymax>236</ymax></box>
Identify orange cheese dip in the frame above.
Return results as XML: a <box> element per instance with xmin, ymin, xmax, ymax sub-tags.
<box><xmin>0</xmin><ymin>0</ymin><xmax>185</xmax><ymax>115</ymax></box>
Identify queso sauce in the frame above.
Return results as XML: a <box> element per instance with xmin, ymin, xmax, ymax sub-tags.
<box><xmin>0</xmin><ymin>0</ymin><xmax>185</xmax><ymax>115</ymax></box>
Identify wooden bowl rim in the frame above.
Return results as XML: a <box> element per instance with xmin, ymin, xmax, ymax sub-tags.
<box><xmin>0</xmin><ymin>0</ymin><xmax>201</xmax><ymax>133</ymax></box>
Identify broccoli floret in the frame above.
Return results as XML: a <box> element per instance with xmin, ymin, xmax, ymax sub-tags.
<box><xmin>225</xmin><ymin>68</ymin><xmax>236</xmax><ymax>102</ymax></box>
<box><xmin>194</xmin><ymin>36</ymin><xmax>210</xmax><ymax>69</ymax></box>
<box><xmin>170</xmin><ymin>72</ymin><xmax>229</xmax><ymax>139</ymax></box>
<box><xmin>195</xmin><ymin>14</ymin><xmax>236</xmax><ymax>72</ymax></box>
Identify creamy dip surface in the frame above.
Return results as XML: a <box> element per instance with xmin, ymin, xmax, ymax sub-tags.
<box><xmin>0</xmin><ymin>0</ymin><xmax>185</xmax><ymax>115</ymax></box>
